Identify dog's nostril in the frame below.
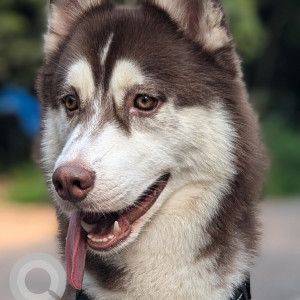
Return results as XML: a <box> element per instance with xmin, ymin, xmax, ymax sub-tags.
<box><xmin>73</xmin><ymin>180</ymin><xmax>81</xmax><ymax>189</ymax></box>
<box><xmin>54</xmin><ymin>180</ymin><xmax>63</xmax><ymax>191</ymax></box>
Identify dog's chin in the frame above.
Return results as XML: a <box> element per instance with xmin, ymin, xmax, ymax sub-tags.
<box><xmin>73</xmin><ymin>173</ymin><xmax>170</xmax><ymax>256</ymax></box>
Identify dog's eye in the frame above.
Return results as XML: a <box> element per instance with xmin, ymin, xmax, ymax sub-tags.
<box><xmin>134</xmin><ymin>95</ymin><xmax>158</xmax><ymax>111</ymax></box>
<box><xmin>64</xmin><ymin>95</ymin><xmax>79</xmax><ymax>112</ymax></box>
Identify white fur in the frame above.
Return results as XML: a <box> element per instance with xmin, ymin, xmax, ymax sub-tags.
<box><xmin>41</xmin><ymin>108</ymin><xmax>70</xmax><ymax>175</ymax></box>
<box><xmin>200</xmin><ymin>0</ymin><xmax>230</xmax><ymax>50</ymax></box>
<box><xmin>101</xmin><ymin>34</ymin><xmax>114</xmax><ymax>67</ymax></box>
<box><xmin>67</xmin><ymin>59</ymin><xmax>95</xmax><ymax>102</ymax></box>
<box><xmin>79</xmin><ymin>103</ymin><xmax>242</xmax><ymax>299</ymax></box>
<box><xmin>109</xmin><ymin>59</ymin><xmax>145</xmax><ymax>107</ymax></box>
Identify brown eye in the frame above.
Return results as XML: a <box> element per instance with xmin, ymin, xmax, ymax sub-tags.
<box><xmin>64</xmin><ymin>95</ymin><xmax>78</xmax><ymax>112</ymax></box>
<box><xmin>134</xmin><ymin>95</ymin><xmax>158</xmax><ymax>111</ymax></box>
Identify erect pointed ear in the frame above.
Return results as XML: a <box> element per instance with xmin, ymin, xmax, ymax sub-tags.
<box><xmin>44</xmin><ymin>0</ymin><xmax>112</xmax><ymax>59</ymax></box>
<box><xmin>144</xmin><ymin>0</ymin><xmax>231</xmax><ymax>51</ymax></box>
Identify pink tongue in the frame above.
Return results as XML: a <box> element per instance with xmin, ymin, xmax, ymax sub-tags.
<box><xmin>65</xmin><ymin>211</ymin><xmax>87</xmax><ymax>290</ymax></box>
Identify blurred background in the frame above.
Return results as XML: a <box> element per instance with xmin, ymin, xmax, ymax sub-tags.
<box><xmin>0</xmin><ymin>0</ymin><xmax>299</xmax><ymax>299</ymax></box>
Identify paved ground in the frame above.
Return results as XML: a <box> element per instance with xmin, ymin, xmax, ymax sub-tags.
<box><xmin>252</xmin><ymin>201</ymin><xmax>300</xmax><ymax>300</ymax></box>
<box><xmin>1</xmin><ymin>200</ymin><xmax>300</xmax><ymax>299</ymax></box>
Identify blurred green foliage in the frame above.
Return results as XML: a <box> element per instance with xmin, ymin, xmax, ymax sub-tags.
<box><xmin>225</xmin><ymin>0</ymin><xmax>267</xmax><ymax>61</ymax></box>
<box><xmin>5</xmin><ymin>162</ymin><xmax>49</xmax><ymax>204</ymax></box>
<box><xmin>263</xmin><ymin>115</ymin><xmax>300</xmax><ymax>196</ymax></box>
<box><xmin>0</xmin><ymin>0</ymin><xmax>299</xmax><ymax>201</ymax></box>
<box><xmin>0</xmin><ymin>0</ymin><xmax>46</xmax><ymax>89</ymax></box>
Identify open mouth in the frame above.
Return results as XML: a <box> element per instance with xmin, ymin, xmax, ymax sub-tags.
<box><xmin>65</xmin><ymin>173</ymin><xmax>170</xmax><ymax>290</ymax></box>
<box><xmin>81</xmin><ymin>173</ymin><xmax>170</xmax><ymax>251</ymax></box>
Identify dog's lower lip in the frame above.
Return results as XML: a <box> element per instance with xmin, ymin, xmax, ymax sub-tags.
<box><xmin>82</xmin><ymin>173</ymin><xmax>170</xmax><ymax>251</ymax></box>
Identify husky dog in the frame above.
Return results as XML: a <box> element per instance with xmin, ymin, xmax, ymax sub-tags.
<box><xmin>37</xmin><ymin>0</ymin><xmax>264</xmax><ymax>299</ymax></box>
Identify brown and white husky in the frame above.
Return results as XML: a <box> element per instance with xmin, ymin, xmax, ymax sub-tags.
<box><xmin>37</xmin><ymin>0</ymin><xmax>265</xmax><ymax>299</ymax></box>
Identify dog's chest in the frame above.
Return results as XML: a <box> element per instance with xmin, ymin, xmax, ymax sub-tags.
<box><xmin>84</xmin><ymin>260</ymin><xmax>227</xmax><ymax>300</ymax></box>
<box><xmin>82</xmin><ymin>214</ymin><xmax>229</xmax><ymax>300</ymax></box>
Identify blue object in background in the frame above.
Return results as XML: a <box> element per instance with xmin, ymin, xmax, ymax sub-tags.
<box><xmin>0</xmin><ymin>85</ymin><xmax>40</xmax><ymax>137</ymax></box>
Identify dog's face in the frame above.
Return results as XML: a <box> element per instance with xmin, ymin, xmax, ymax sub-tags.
<box><xmin>38</xmin><ymin>0</ymin><xmax>241</xmax><ymax>257</ymax></box>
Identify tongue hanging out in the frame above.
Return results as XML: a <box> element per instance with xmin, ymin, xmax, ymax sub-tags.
<box><xmin>65</xmin><ymin>211</ymin><xmax>87</xmax><ymax>290</ymax></box>
<box><xmin>65</xmin><ymin>212</ymin><xmax>130</xmax><ymax>290</ymax></box>
<box><xmin>65</xmin><ymin>174</ymin><xmax>170</xmax><ymax>290</ymax></box>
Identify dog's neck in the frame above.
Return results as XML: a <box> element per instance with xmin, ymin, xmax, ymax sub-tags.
<box><xmin>82</xmin><ymin>183</ymin><xmax>254</xmax><ymax>300</ymax></box>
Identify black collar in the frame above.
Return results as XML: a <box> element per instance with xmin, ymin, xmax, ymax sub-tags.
<box><xmin>75</xmin><ymin>290</ymin><xmax>89</xmax><ymax>300</ymax></box>
<box><xmin>76</xmin><ymin>277</ymin><xmax>251</xmax><ymax>300</ymax></box>
<box><xmin>230</xmin><ymin>277</ymin><xmax>251</xmax><ymax>300</ymax></box>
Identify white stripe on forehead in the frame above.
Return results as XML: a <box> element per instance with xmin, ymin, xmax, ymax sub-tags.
<box><xmin>67</xmin><ymin>59</ymin><xmax>95</xmax><ymax>101</ymax></box>
<box><xmin>109</xmin><ymin>59</ymin><xmax>145</xmax><ymax>107</ymax></box>
<box><xmin>101</xmin><ymin>33</ymin><xmax>114</xmax><ymax>67</ymax></box>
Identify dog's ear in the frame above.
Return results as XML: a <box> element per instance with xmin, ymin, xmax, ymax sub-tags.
<box><xmin>144</xmin><ymin>0</ymin><xmax>231</xmax><ymax>51</ymax></box>
<box><xmin>44</xmin><ymin>0</ymin><xmax>112</xmax><ymax>59</ymax></box>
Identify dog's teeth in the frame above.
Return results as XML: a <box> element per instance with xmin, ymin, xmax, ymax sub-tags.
<box><xmin>81</xmin><ymin>221</ymin><xmax>97</xmax><ymax>233</ymax></box>
<box><xmin>87</xmin><ymin>234</ymin><xmax>114</xmax><ymax>243</ymax></box>
<box><xmin>113</xmin><ymin>221</ymin><xmax>120</xmax><ymax>234</ymax></box>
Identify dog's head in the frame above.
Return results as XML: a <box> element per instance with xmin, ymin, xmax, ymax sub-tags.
<box><xmin>38</xmin><ymin>1</ymin><xmax>256</xmax><ymax>287</ymax></box>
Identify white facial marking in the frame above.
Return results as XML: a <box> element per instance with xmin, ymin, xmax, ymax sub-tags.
<box><xmin>100</xmin><ymin>33</ymin><xmax>114</xmax><ymax>67</ymax></box>
<box><xmin>109</xmin><ymin>59</ymin><xmax>145</xmax><ymax>107</ymax></box>
<box><xmin>67</xmin><ymin>59</ymin><xmax>95</xmax><ymax>101</ymax></box>
<box><xmin>54</xmin><ymin>124</ymin><xmax>87</xmax><ymax>170</ymax></box>
<box><xmin>41</xmin><ymin>108</ymin><xmax>71</xmax><ymax>172</ymax></box>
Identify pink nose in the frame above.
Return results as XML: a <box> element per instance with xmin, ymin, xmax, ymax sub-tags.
<box><xmin>52</xmin><ymin>166</ymin><xmax>95</xmax><ymax>203</ymax></box>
